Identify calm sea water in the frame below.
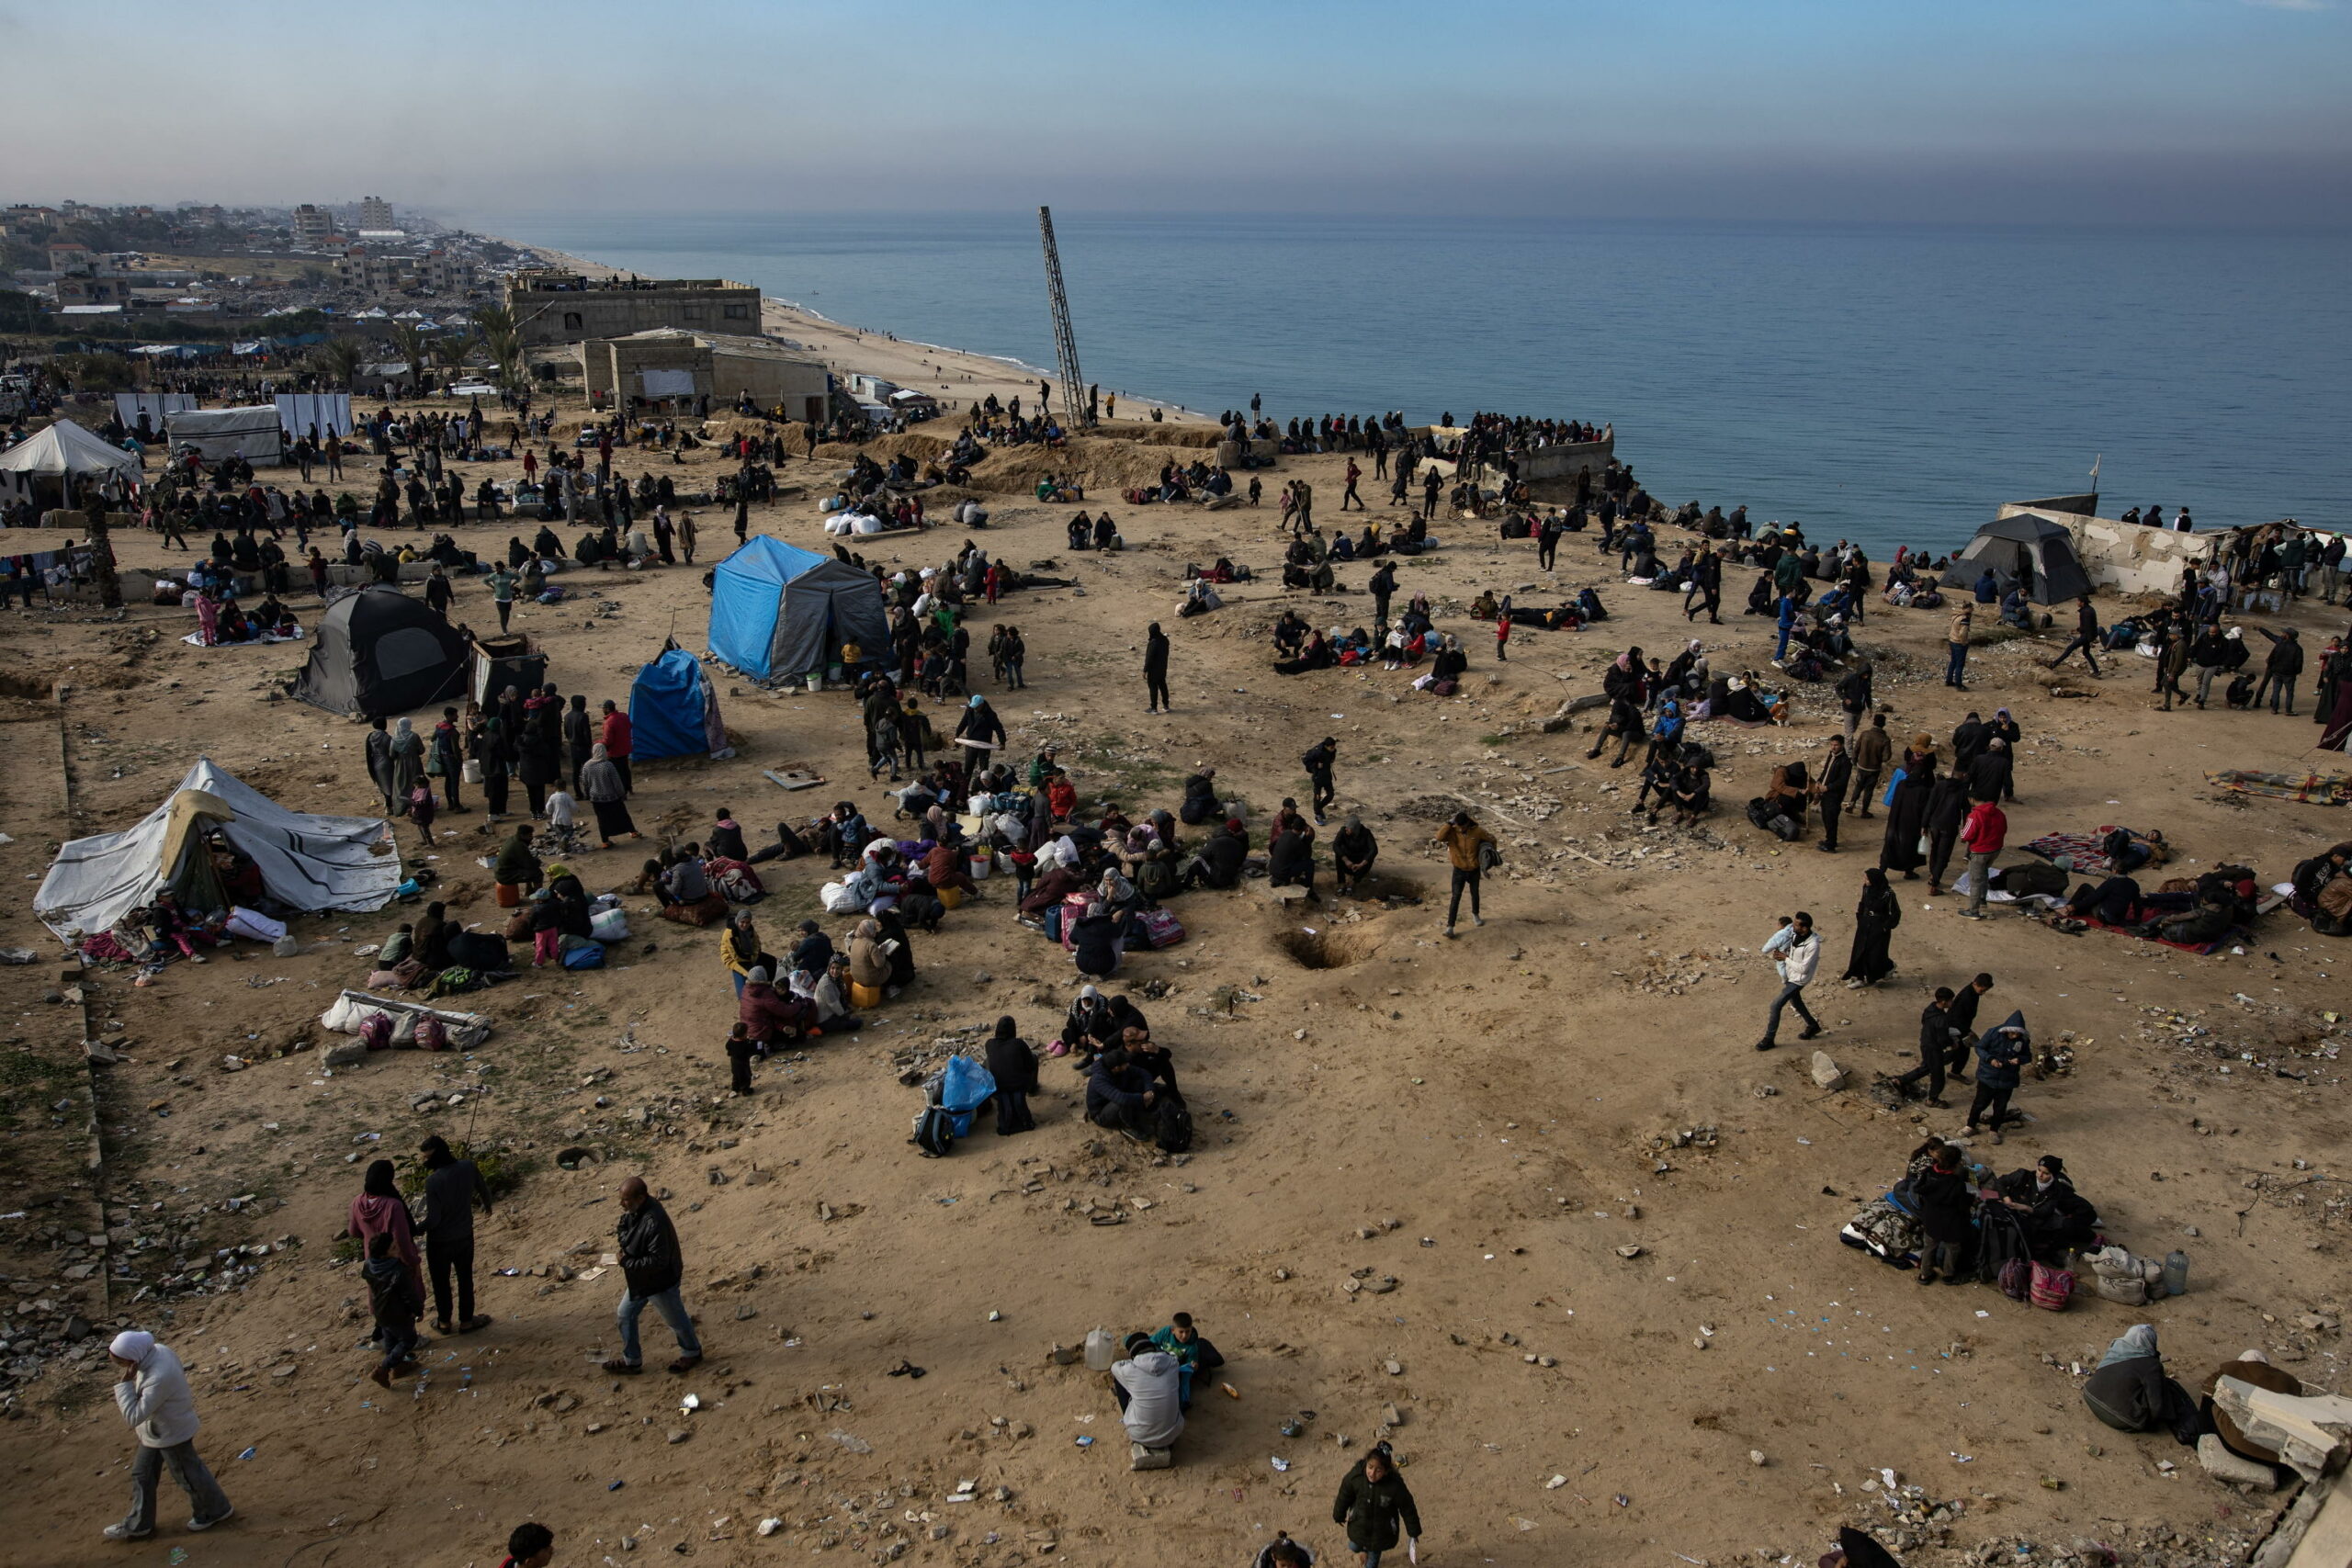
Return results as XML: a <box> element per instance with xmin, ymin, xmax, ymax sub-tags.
<box><xmin>467</xmin><ymin>211</ymin><xmax>2349</xmax><ymax>558</ymax></box>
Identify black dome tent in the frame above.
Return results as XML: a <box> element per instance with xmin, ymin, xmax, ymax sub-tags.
<box><xmin>1939</xmin><ymin>514</ymin><xmax>2094</xmax><ymax>605</ymax></box>
<box><xmin>288</xmin><ymin>586</ymin><xmax>473</xmax><ymax>718</ymax></box>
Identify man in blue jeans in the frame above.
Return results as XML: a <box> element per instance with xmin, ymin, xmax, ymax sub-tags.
<box><xmin>603</xmin><ymin>1177</ymin><xmax>703</xmax><ymax>1375</ymax></box>
<box><xmin>1753</xmin><ymin>911</ymin><xmax>1824</xmax><ymax>1051</ymax></box>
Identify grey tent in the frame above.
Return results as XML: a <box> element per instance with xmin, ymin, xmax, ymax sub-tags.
<box><xmin>288</xmin><ymin>585</ymin><xmax>474</xmax><ymax>717</ymax></box>
<box><xmin>34</xmin><ymin>759</ymin><xmax>399</xmax><ymax>939</ymax></box>
<box><xmin>1940</xmin><ymin>515</ymin><xmax>2093</xmax><ymax>604</ymax></box>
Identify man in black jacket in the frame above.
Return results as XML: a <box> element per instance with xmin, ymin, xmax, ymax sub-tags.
<box><xmin>416</xmin><ymin>1134</ymin><xmax>494</xmax><ymax>1335</ymax></box>
<box><xmin>1894</xmin><ymin>988</ymin><xmax>1957</xmax><ymax>1106</ymax></box>
<box><xmin>2045</xmin><ymin>596</ymin><xmax>2103</xmax><ymax>676</ymax></box>
<box><xmin>2256</xmin><ymin>626</ymin><xmax>2304</xmax><ymax>715</ymax></box>
<box><xmin>1302</xmin><ymin>738</ymin><xmax>1339</xmax><ymax>825</ymax></box>
<box><xmin>1144</xmin><ymin>622</ymin><xmax>1172</xmax><ymax>714</ymax></box>
<box><xmin>1085</xmin><ymin>1050</ymin><xmax>1158</xmax><ymax>1138</ymax></box>
<box><xmin>1943</xmin><ymin>972</ymin><xmax>1993</xmax><ymax>1082</ymax></box>
<box><xmin>604</xmin><ymin>1177</ymin><xmax>701</xmax><ymax>1375</ymax></box>
<box><xmin>1181</xmin><ymin>822</ymin><xmax>1248</xmax><ymax>890</ymax></box>
<box><xmin>1967</xmin><ymin>737</ymin><xmax>2014</xmax><ymax>804</ymax></box>
<box><xmin>1814</xmin><ymin>734</ymin><xmax>1853</xmax><ymax>853</ymax></box>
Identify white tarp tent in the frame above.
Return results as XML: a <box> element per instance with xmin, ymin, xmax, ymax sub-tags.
<box><xmin>165</xmin><ymin>405</ymin><xmax>285</xmax><ymax>464</ymax></box>
<box><xmin>0</xmin><ymin>419</ymin><xmax>141</xmax><ymax>504</ymax></box>
<box><xmin>34</xmin><ymin>759</ymin><xmax>401</xmax><ymax>940</ymax></box>
<box><xmin>274</xmin><ymin>391</ymin><xmax>354</xmax><ymax>438</ymax></box>
<box><xmin>113</xmin><ymin>392</ymin><xmax>199</xmax><ymax>430</ymax></box>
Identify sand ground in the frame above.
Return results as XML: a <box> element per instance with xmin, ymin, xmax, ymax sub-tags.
<box><xmin>1</xmin><ymin>400</ymin><xmax>2348</xmax><ymax>1568</ymax></box>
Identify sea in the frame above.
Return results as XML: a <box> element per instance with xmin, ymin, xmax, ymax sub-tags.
<box><xmin>465</xmin><ymin>211</ymin><xmax>2350</xmax><ymax>559</ymax></box>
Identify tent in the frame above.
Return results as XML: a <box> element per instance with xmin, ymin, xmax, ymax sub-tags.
<box><xmin>628</xmin><ymin>644</ymin><xmax>734</xmax><ymax>761</ymax></box>
<box><xmin>34</xmin><ymin>759</ymin><xmax>400</xmax><ymax>939</ymax></box>
<box><xmin>1939</xmin><ymin>514</ymin><xmax>2094</xmax><ymax>604</ymax></box>
<box><xmin>165</xmin><ymin>406</ymin><xmax>285</xmax><ymax>464</ymax></box>
<box><xmin>707</xmin><ymin>535</ymin><xmax>889</xmax><ymax>681</ymax></box>
<box><xmin>288</xmin><ymin>585</ymin><xmax>473</xmax><ymax>717</ymax></box>
<box><xmin>0</xmin><ymin>419</ymin><xmax>140</xmax><ymax>505</ymax></box>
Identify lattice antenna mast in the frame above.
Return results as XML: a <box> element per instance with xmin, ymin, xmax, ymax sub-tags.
<box><xmin>1037</xmin><ymin>206</ymin><xmax>1092</xmax><ymax>428</ymax></box>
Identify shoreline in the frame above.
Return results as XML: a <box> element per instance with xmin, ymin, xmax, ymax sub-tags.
<box><xmin>490</xmin><ymin>234</ymin><xmax>1212</xmax><ymax>425</ymax></box>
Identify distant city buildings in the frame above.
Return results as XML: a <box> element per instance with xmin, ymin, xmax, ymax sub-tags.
<box><xmin>506</xmin><ymin>270</ymin><xmax>762</xmax><ymax>345</ymax></box>
<box><xmin>292</xmin><ymin>204</ymin><xmax>336</xmax><ymax>244</ymax></box>
<box><xmin>357</xmin><ymin>196</ymin><xmax>395</xmax><ymax>231</ymax></box>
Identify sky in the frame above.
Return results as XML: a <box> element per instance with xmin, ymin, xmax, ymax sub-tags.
<box><xmin>8</xmin><ymin>0</ymin><xmax>2350</xmax><ymax>226</ymax></box>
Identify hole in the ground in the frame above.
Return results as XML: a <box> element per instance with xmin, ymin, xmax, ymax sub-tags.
<box><xmin>1276</xmin><ymin>928</ymin><xmax>1372</xmax><ymax>969</ymax></box>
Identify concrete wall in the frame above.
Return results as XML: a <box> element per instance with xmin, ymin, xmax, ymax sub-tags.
<box><xmin>1998</xmin><ymin>501</ymin><xmax>2218</xmax><ymax>598</ymax></box>
<box><xmin>710</xmin><ymin>350</ymin><xmax>828</xmax><ymax>418</ymax></box>
<box><xmin>1515</xmin><ymin>436</ymin><xmax>1615</xmax><ymax>482</ymax></box>
<box><xmin>511</xmin><ymin>283</ymin><xmax>763</xmax><ymax>345</ymax></box>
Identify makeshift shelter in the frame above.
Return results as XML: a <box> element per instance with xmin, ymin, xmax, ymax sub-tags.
<box><xmin>34</xmin><ymin>759</ymin><xmax>400</xmax><ymax>939</ymax></box>
<box><xmin>165</xmin><ymin>405</ymin><xmax>285</xmax><ymax>464</ymax></box>
<box><xmin>0</xmin><ymin>420</ymin><xmax>141</xmax><ymax>506</ymax></box>
<box><xmin>1939</xmin><ymin>515</ymin><xmax>2093</xmax><ymax>604</ymax></box>
<box><xmin>469</xmin><ymin>630</ymin><xmax>547</xmax><ymax>706</ymax></box>
<box><xmin>707</xmin><ymin>535</ymin><xmax>889</xmax><ymax>682</ymax></box>
<box><xmin>288</xmin><ymin>586</ymin><xmax>472</xmax><ymax>717</ymax></box>
<box><xmin>628</xmin><ymin>644</ymin><xmax>734</xmax><ymax>761</ymax></box>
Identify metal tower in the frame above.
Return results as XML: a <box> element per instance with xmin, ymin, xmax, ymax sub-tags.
<box><xmin>1037</xmin><ymin>206</ymin><xmax>1092</xmax><ymax>428</ymax></box>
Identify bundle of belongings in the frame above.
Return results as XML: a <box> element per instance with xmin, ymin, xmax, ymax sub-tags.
<box><xmin>2022</xmin><ymin>824</ymin><xmax>2169</xmax><ymax>878</ymax></box>
<box><xmin>319</xmin><ymin>989</ymin><xmax>492</xmax><ymax>1053</ymax></box>
<box><xmin>2204</xmin><ymin>769</ymin><xmax>2352</xmax><ymax>808</ymax></box>
<box><xmin>1840</xmin><ymin>1135</ymin><xmax>2103</xmax><ymax>1301</ymax></box>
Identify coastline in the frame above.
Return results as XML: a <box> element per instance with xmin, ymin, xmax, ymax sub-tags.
<box><xmin>490</xmin><ymin>235</ymin><xmax>1212</xmax><ymax>425</ymax></box>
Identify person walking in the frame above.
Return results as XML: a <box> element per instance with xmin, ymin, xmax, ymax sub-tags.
<box><xmin>724</xmin><ymin>1021</ymin><xmax>757</xmax><ymax>1095</ymax></box>
<box><xmin>1945</xmin><ymin>601</ymin><xmax>1974</xmax><ymax>690</ymax></box>
<box><xmin>1144</xmin><ymin>622</ymin><xmax>1171</xmax><ymax>714</ymax></box>
<box><xmin>600</xmin><ymin>699</ymin><xmax>634</xmax><ymax>794</ymax></box>
<box><xmin>603</xmin><ymin>1176</ymin><xmax>703</xmax><ymax>1374</ymax></box>
<box><xmin>1368</xmin><ymin>559</ymin><xmax>1396</xmax><ymax>627</ymax></box>
<box><xmin>1894</xmin><ymin>987</ymin><xmax>1958</xmax><ymax>1107</ymax></box>
<box><xmin>1813</xmin><ymin>733</ymin><xmax>1852</xmax><ymax>852</ymax></box>
<box><xmin>1341</xmin><ymin>458</ymin><xmax>1364</xmax><ymax>512</ymax></box>
<box><xmin>1752</xmin><ymin>910</ymin><xmax>1823</xmax><ymax>1051</ymax></box>
<box><xmin>1849</xmin><ymin>712</ymin><xmax>1890</xmax><ymax>819</ymax></box>
<box><xmin>1956</xmin><ymin>793</ymin><xmax>2007</xmax><ymax>919</ymax></box>
<box><xmin>1835</xmin><ymin>660</ymin><xmax>1872</xmax><ymax>742</ymax></box>
<box><xmin>102</xmin><ymin>1329</ymin><xmax>233</xmax><ymax>1542</ymax></box>
<box><xmin>1965</xmin><ymin>1012</ymin><xmax>2031</xmax><ymax>1145</ymax></box>
<box><xmin>1686</xmin><ymin>546</ymin><xmax>1722</xmax><ymax>623</ymax></box>
<box><xmin>1303</xmin><ymin>737</ymin><xmax>1339</xmax><ymax>824</ymax></box>
<box><xmin>362</xmin><ymin>1230</ymin><xmax>424</xmax><ymax>1388</ymax></box>
<box><xmin>2045</xmin><ymin>595</ymin><xmax>2103</xmax><ymax>677</ymax></box>
<box><xmin>1331</xmin><ymin>1445</ymin><xmax>1420</xmax><ymax>1568</ymax></box>
<box><xmin>416</xmin><ymin>1134</ymin><xmax>494</xmax><ymax>1336</ymax></box>
<box><xmin>984</xmin><ymin>1015</ymin><xmax>1038</xmax><ymax>1134</ymax></box>
<box><xmin>487</xmin><ymin>563</ymin><xmax>517</xmax><ymax>633</ymax></box>
<box><xmin>1435</xmin><ymin>809</ymin><xmax>1496</xmax><ymax>939</ymax></box>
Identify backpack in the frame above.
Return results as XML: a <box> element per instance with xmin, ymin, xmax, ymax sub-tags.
<box><xmin>561</xmin><ymin>942</ymin><xmax>605</xmax><ymax>971</ymax></box>
<box><xmin>711</xmin><ymin>863</ymin><xmax>765</xmax><ymax>904</ymax></box>
<box><xmin>1997</xmin><ymin>1257</ymin><xmax>2031</xmax><ymax>1301</ymax></box>
<box><xmin>1154</xmin><ymin>1097</ymin><xmax>1194</xmax><ymax>1155</ymax></box>
<box><xmin>358</xmin><ymin>1012</ymin><xmax>394</xmax><ymax>1051</ymax></box>
<box><xmin>1138</xmin><ymin>908</ymin><xmax>1185</xmax><ymax>949</ymax></box>
<box><xmin>910</xmin><ymin>1102</ymin><xmax>955</xmax><ymax>1157</ymax></box>
<box><xmin>2029</xmin><ymin>1261</ymin><xmax>2075</xmax><ymax>1311</ymax></box>
<box><xmin>413</xmin><ymin>1017</ymin><xmax>449</xmax><ymax>1052</ymax></box>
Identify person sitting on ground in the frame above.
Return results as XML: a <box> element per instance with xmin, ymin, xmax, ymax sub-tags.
<box><xmin>1148</xmin><ymin>1312</ymin><xmax>1228</xmax><ymax>1409</ymax></box>
<box><xmin>657</xmin><ymin>851</ymin><xmax>728</xmax><ymax>926</ymax></box>
<box><xmin>804</xmin><ymin>953</ymin><xmax>865</xmax><ymax>1034</ymax></box>
<box><xmin>740</xmin><ymin>966</ymin><xmax>815</xmax><ymax>1053</ymax></box>
<box><xmin>1180</xmin><ymin>818</ymin><xmax>1249</xmax><ymax>890</ymax></box>
<box><xmin>1070</xmin><ymin>900</ymin><xmax>1125</xmax><ymax>977</ymax></box>
<box><xmin>1062</xmin><ymin>984</ymin><xmax>1146</xmax><ymax>1065</ymax></box>
<box><xmin>1332</xmin><ymin>817</ymin><xmax>1378</xmax><ymax>896</ymax></box>
<box><xmin>707</xmin><ymin>809</ymin><xmax>749</xmax><ymax>863</ymax></box>
<box><xmin>1268</xmin><ymin>821</ymin><xmax>1316</xmax><ymax>897</ymax></box>
<box><xmin>2083</xmin><ymin>1325</ymin><xmax>2202</xmax><ymax>1443</ymax></box>
<box><xmin>1111</xmin><ymin>1330</ymin><xmax>1185</xmax><ymax>1453</ymax></box>
<box><xmin>1179</xmin><ymin>765</ymin><xmax>1221</xmax><ymax>825</ymax></box>
<box><xmin>1085</xmin><ymin>1045</ymin><xmax>1159</xmax><ymax>1136</ymax></box>
<box><xmin>1996</xmin><ymin>1153</ymin><xmax>2101</xmax><ymax>1258</ymax></box>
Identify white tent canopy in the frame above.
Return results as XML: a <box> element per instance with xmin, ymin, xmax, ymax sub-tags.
<box><xmin>0</xmin><ymin>420</ymin><xmax>141</xmax><ymax>479</ymax></box>
<box><xmin>34</xmin><ymin>760</ymin><xmax>401</xmax><ymax>940</ymax></box>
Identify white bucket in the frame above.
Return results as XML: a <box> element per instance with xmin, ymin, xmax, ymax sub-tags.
<box><xmin>967</xmin><ymin>855</ymin><xmax>992</xmax><ymax>881</ymax></box>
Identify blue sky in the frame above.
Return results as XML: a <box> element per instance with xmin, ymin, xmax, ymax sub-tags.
<box><xmin>8</xmin><ymin>0</ymin><xmax>2348</xmax><ymax>224</ymax></box>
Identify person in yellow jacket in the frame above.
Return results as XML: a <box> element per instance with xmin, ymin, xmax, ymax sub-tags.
<box><xmin>1433</xmin><ymin>810</ymin><xmax>1497</xmax><ymax>939</ymax></box>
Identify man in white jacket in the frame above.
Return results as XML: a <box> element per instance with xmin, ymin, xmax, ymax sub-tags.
<box><xmin>1111</xmin><ymin>1331</ymin><xmax>1186</xmax><ymax>1452</ymax></box>
<box><xmin>104</xmin><ymin>1329</ymin><xmax>233</xmax><ymax>1541</ymax></box>
<box><xmin>1753</xmin><ymin>910</ymin><xmax>1825</xmax><ymax>1052</ymax></box>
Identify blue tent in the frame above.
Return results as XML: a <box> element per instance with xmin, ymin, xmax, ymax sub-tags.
<box><xmin>628</xmin><ymin>646</ymin><xmax>731</xmax><ymax>761</ymax></box>
<box><xmin>707</xmin><ymin>535</ymin><xmax>890</xmax><ymax>681</ymax></box>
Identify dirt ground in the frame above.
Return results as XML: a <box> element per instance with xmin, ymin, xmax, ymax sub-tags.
<box><xmin>2</xmin><ymin>401</ymin><xmax>2348</xmax><ymax>1568</ymax></box>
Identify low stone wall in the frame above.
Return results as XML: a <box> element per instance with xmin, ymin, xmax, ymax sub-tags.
<box><xmin>1999</xmin><ymin>502</ymin><xmax>2217</xmax><ymax>598</ymax></box>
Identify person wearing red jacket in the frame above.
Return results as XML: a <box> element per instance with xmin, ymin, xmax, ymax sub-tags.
<box><xmin>600</xmin><ymin>700</ymin><xmax>633</xmax><ymax>795</ymax></box>
<box><xmin>1957</xmin><ymin>797</ymin><xmax>2007</xmax><ymax>919</ymax></box>
<box><xmin>738</xmin><ymin>967</ymin><xmax>814</xmax><ymax>1055</ymax></box>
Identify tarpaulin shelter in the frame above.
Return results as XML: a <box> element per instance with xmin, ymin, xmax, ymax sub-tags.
<box><xmin>274</xmin><ymin>391</ymin><xmax>355</xmax><ymax>436</ymax></box>
<box><xmin>628</xmin><ymin>644</ymin><xmax>733</xmax><ymax>761</ymax></box>
<box><xmin>165</xmin><ymin>405</ymin><xmax>285</xmax><ymax>464</ymax></box>
<box><xmin>288</xmin><ymin>585</ymin><xmax>472</xmax><ymax>717</ymax></box>
<box><xmin>0</xmin><ymin>419</ymin><xmax>141</xmax><ymax>506</ymax></box>
<box><xmin>1939</xmin><ymin>514</ymin><xmax>2094</xmax><ymax>604</ymax></box>
<box><xmin>469</xmin><ymin>630</ymin><xmax>546</xmax><ymax>707</ymax></box>
<box><xmin>707</xmin><ymin>535</ymin><xmax>889</xmax><ymax>681</ymax></box>
<box><xmin>34</xmin><ymin>759</ymin><xmax>399</xmax><ymax>939</ymax></box>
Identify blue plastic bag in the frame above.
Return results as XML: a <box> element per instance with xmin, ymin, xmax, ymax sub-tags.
<box><xmin>935</xmin><ymin>1054</ymin><xmax>998</xmax><ymax>1138</ymax></box>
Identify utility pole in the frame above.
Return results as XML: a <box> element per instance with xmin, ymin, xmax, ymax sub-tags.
<box><xmin>1037</xmin><ymin>206</ymin><xmax>1091</xmax><ymax>430</ymax></box>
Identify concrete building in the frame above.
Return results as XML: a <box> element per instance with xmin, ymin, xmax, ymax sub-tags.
<box><xmin>292</xmin><ymin>205</ymin><xmax>336</xmax><ymax>244</ymax></box>
<box><xmin>420</xmin><ymin>249</ymin><xmax>471</xmax><ymax>294</ymax></box>
<box><xmin>47</xmin><ymin>243</ymin><xmax>93</xmax><ymax>276</ymax></box>
<box><xmin>357</xmin><ymin>197</ymin><xmax>395</xmax><ymax>231</ymax></box>
<box><xmin>1997</xmin><ymin>493</ymin><xmax>2215</xmax><ymax>597</ymax></box>
<box><xmin>56</xmin><ymin>276</ymin><xmax>130</xmax><ymax>307</ymax></box>
<box><xmin>578</xmin><ymin>328</ymin><xmax>830</xmax><ymax>421</ymax></box>
<box><xmin>507</xmin><ymin>271</ymin><xmax>762</xmax><ymax>346</ymax></box>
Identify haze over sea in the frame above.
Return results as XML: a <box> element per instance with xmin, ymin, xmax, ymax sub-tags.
<box><xmin>473</xmin><ymin>211</ymin><xmax>2349</xmax><ymax>559</ymax></box>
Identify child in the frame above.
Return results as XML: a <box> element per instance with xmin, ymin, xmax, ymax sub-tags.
<box><xmin>407</xmin><ymin>782</ymin><xmax>436</xmax><ymax>849</ymax></box>
<box><xmin>1494</xmin><ymin>613</ymin><xmax>1510</xmax><ymax>662</ymax></box>
<box><xmin>725</xmin><ymin>1021</ymin><xmax>755</xmax><ymax>1096</ymax></box>
<box><xmin>363</xmin><ymin>1231</ymin><xmax>422</xmax><ymax>1388</ymax></box>
<box><xmin>542</xmin><ymin>785</ymin><xmax>581</xmax><ymax>855</ymax></box>
<box><xmin>528</xmin><ymin>890</ymin><xmax>560</xmax><ymax>967</ymax></box>
<box><xmin>1148</xmin><ymin>1311</ymin><xmax>1227</xmax><ymax>1410</ymax></box>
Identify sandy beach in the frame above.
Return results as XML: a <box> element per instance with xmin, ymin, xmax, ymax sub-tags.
<box><xmin>1</xmin><ymin>341</ymin><xmax>2348</xmax><ymax>1568</ymax></box>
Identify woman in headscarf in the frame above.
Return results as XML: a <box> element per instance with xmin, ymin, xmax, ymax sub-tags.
<box><xmin>1842</xmin><ymin>866</ymin><xmax>1902</xmax><ymax>987</ymax></box>
<box><xmin>390</xmin><ymin>716</ymin><xmax>426</xmax><ymax>796</ymax></box>
<box><xmin>873</xmin><ymin>906</ymin><xmax>919</xmax><ymax>987</ymax></box>
<box><xmin>955</xmin><ymin>693</ymin><xmax>1008</xmax><ymax>755</ymax></box>
<box><xmin>515</xmin><ymin>696</ymin><xmax>560</xmax><ymax>818</ymax></box>
<box><xmin>2082</xmin><ymin>1324</ymin><xmax>2199</xmax><ymax>1439</ymax></box>
<box><xmin>847</xmin><ymin>918</ymin><xmax>892</xmax><ymax>998</ymax></box>
<box><xmin>1922</xmin><ymin>766</ymin><xmax>1973</xmax><ymax>895</ymax></box>
<box><xmin>343</xmin><ymin>1157</ymin><xmax>424</xmax><ymax>1334</ymax></box>
<box><xmin>465</xmin><ymin>701</ymin><xmax>509</xmax><ymax>821</ymax></box>
<box><xmin>721</xmin><ymin>909</ymin><xmax>767</xmax><ymax>996</ymax></box>
<box><xmin>985</xmin><ymin>1015</ymin><xmax>1038</xmax><ymax>1134</ymax></box>
<box><xmin>579</xmin><ymin>743</ymin><xmax>638</xmax><ymax>851</ymax></box>
<box><xmin>1877</xmin><ymin>744</ymin><xmax>1935</xmax><ymax>880</ymax></box>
